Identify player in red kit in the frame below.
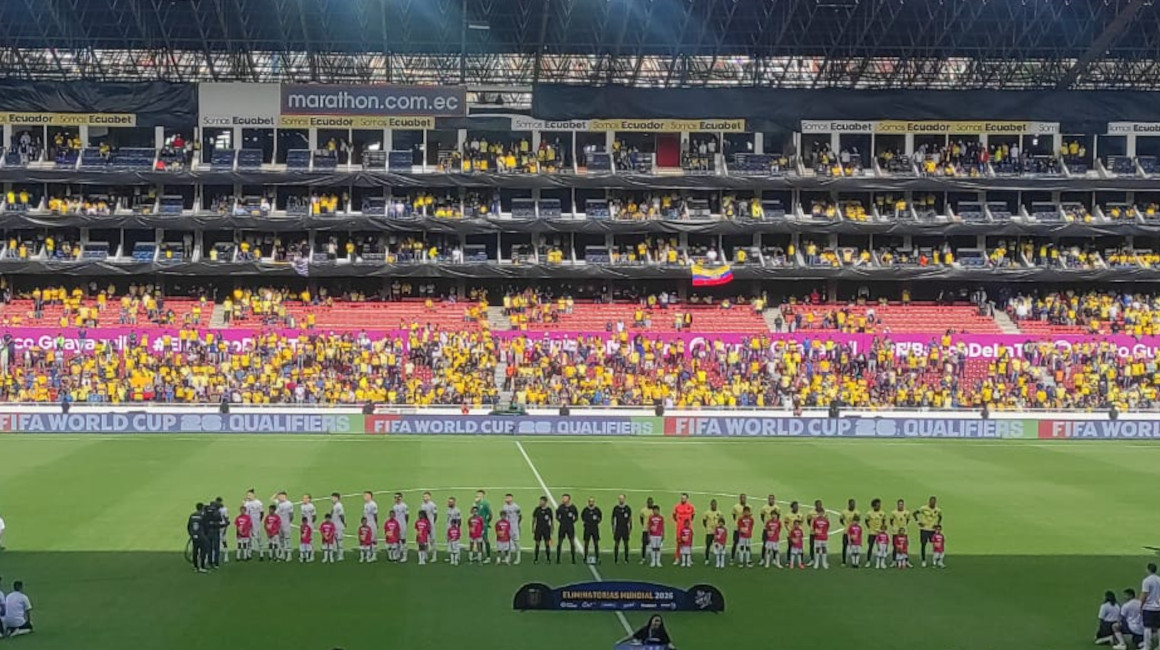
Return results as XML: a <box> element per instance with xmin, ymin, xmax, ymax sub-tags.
<box><xmin>263</xmin><ymin>505</ymin><xmax>283</xmax><ymax>562</ymax></box>
<box><xmin>384</xmin><ymin>511</ymin><xmax>402</xmax><ymax>562</ymax></box>
<box><xmin>415</xmin><ymin>510</ymin><xmax>433</xmax><ymax>565</ymax></box>
<box><xmin>762</xmin><ymin>516</ymin><xmax>782</xmax><ymax>568</ymax></box>
<box><xmin>788</xmin><ymin>521</ymin><xmax>806</xmax><ymax>569</ymax></box>
<box><xmin>737</xmin><ymin>507</ymin><xmax>755</xmax><ymax>568</ymax></box>
<box><xmin>495</xmin><ymin>516</ymin><xmax>512</xmax><ymax>565</ymax></box>
<box><xmin>447</xmin><ymin>517</ymin><xmax>463</xmax><ymax>566</ymax></box>
<box><xmin>811</xmin><ymin>512</ymin><xmax>831</xmax><ymax>569</ymax></box>
<box><xmin>845</xmin><ymin>516</ymin><xmax>863</xmax><ymax>568</ymax></box>
<box><xmin>234</xmin><ymin>507</ymin><xmax>253</xmax><ymax>561</ymax></box>
<box><xmin>677</xmin><ymin>520</ymin><xmax>694</xmax><ymax>567</ymax></box>
<box><xmin>931</xmin><ymin>524</ymin><xmax>946</xmax><ymax>568</ymax></box>
<box><xmin>712</xmin><ymin>518</ymin><xmax>728</xmax><ymax>569</ymax></box>
<box><xmin>646</xmin><ymin>506</ymin><xmax>665</xmax><ymax>568</ymax></box>
<box><xmin>320</xmin><ymin>513</ymin><xmax>337</xmax><ymax>563</ymax></box>
<box><xmin>358</xmin><ymin>516</ymin><xmax>376</xmax><ymax>563</ymax></box>
<box><xmin>298</xmin><ymin>517</ymin><xmax>315</xmax><ymax>563</ymax></box>
<box><xmin>894</xmin><ymin>528</ymin><xmax>911</xmax><ymax>568</ymax></box>
<box><xmin>468</xmin><ymin>507</ymin><xmax>485</xmax><ymax>564</ymax></box>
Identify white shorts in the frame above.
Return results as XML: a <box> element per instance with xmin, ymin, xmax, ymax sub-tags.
<box><xmin>2</xmin><ymin>616</ymin><xmax>28</xmax><ymax>631</ymax></box>
<box><xmin>739</xmin><ymin>537</ymin><xmax>752</xmax><ymax>549</ymax></box>
<box><xmin>764</xmin><ymin>541</ymin><xmax>779</xmax><ymax>552</ymax></box>
<box><xmin>333</xmin><ymin>528</ymin><xmax>345</xmax><ymax>542</ymax></box>
<box><xmin>299</xmin><ymin>543</ymin><xmax>311</xmax><ymax>553</ymax></box>
<box><xmin>679</xmin><ymin>545</ymin><xmax>692</xmax><ymax>555</ymax></box>
<box><xmin>447</xmin><ymin>539</ymin><xmax>460</xmax><ymax>553</ymax></box>
<box><xmin>496</xmin><ymin>541</ymin><xmax>511</xmax><ymax>552</ymax></box>
<box><xmin>790</xmin><ymin>546</ymin><xmax>803</xmax><ymax>555</ymax></box>
<box><xmin>267</xmin><ymin>535</ymin><xmax>281</xmax><ymax>546</ymax></box>
<box><xmin>360</xmin><ymin>544</ymin><xmax>371</xmax><ymax>551</ymax></box>
<box><xmin>280</xmin><ymin>527</ymin><xmax>291</xmax><ymax>542</ymax></box>
<box><xmin>388</xmin><ymin>542</ymin><xmax>401</xmax><ymax>552</ymax></box>
<box><xmin>814</xmin><ymin>540</ymin><xmax>828</xmax><ymax>551</ymax></box>
<box><xmin>470</xmin><ymin>537</ymin><xmax>483</xmax><ymax>547</ymax></box>
<box><xmin>876</xmin><ymin>544</ymin><xmax>890</xmax><ymax>556</ymax></box>
<box><xmin>237</xmin><ymin>536</ymin><xmax>251</xmax><ymax>547</ymax></box>
<box><xmin>649</xmin><ymin>535</ymin><xmax>663</xmax><ymax>550</ymax></box>
<box><xmin>323</xmin><ymin>542</ymin><xmax>336</xmax><ymax>551</ymax></box>
<box><xmin>713</xmin><ymin>542</ymin><xmax>727</xmax><ymax>554</ymax></box>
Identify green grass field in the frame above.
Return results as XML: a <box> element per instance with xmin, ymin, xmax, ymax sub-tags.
<box><xmin>0</xmin><ymin>434</ymin><xmax>1155</xmax><ymax>650</ymax></box>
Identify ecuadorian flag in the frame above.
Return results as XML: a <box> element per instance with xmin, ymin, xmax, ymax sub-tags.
<box><xmin>691</xmin><ymin>262</ymin><xmax>733</xmax><ymax>287</ymax></box>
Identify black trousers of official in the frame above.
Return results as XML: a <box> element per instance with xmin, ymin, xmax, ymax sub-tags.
<box><xmin>841</xmin><ymin>534</ymin><xmax>849</xmax><ymax>565</ymax></box>
<box><xmin>641</xmin><ymin>530</ymin><xmax>650</xmax><ymax>560</ymax></box>
<box><xmin>533</xmin><ymin>529</ymin><xmax>552</xmax><ymax>562</ymax></box>
<box><xmin>193</xmin><ymin>536</ymin><xmax>211</xmax><ymax>570</ymax></box>
<box><xmin>613</xmin><ymin>531</ymin><xmax>629</xmax><ymax>562</ymax></box>
<box><xmin>208</xmin><ymin>533</ymin><xmax>221</xmax><ymax>567</ymax></box>
<box><xmin>583</xmin><ymin>528</ymin><xmax>600</xmax><ymax>562</ymax></box>
<box><xmin>730</xmin><ymin>530</ymin><xmax>740</xmax><ymax>560</ymax></box>
<box><xmin>557</xmin><ymin>528</ymin><xmax>576</xmax><ymax>563</ymax></box>
<box><xmin>920</xmin><ymin>530</ymin><xmax>933</xmax><ymax>561</ymax></box>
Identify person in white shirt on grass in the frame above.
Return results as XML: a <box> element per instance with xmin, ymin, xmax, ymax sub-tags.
<box><xmin>445</xmin><ymin>497</ymin><xmax>463</xmax><ymax>564</ymax></box>
<box><xmin>300</xmin><ymin>494</ymin><xmax>317</xmax><ymax>529</ymax></box>
<box><xmin>392</xmin><ymin>493</ymin><xmax>410</xmax><ymax>563</ymax></box>
<box><xmin>330</xmin><ymin>493</ymin><xmax>346</xmax><ymax>561</ymax></box>
<box><xmin>242</xmin><ymin>490</ymin><xmax>264</xmax><ymax>559</ymax></box>
<box><xmin>1122</xmin><ymin>589</ymin><xmax>1146</xmax><ymax>650</ymax></box>
<box><xmin>1141</xmin><ymin>563</ymin><xmax>1160</xmax><ymax>650</ymax></box>
<box><xmin>501</xmin><ymin>494</ymin><xmax>523</xmax><ymax>566</ymax></box>
<box><xmin>2</xmin><ymin>581</ymin><xmax>32</xmax><ymax>637</ymax></box>
<box><xmin>419</xmin><ymin>492</ymin><xmax>438</xmax><ymax>562</ymax></box>
<box><xmin>1095</xmin><ymin>590</ymin><xmax>1125</xmax><ymax>649</ymax></box>
<box><xmin>273</xmin><ymin>492</ymin><xmax>295</xmax><ymax>562</ymax></box>
<box><xmin>362</xmin><ymin>492</ymin><xmax>379</xmax><ymax>559</ymax></box>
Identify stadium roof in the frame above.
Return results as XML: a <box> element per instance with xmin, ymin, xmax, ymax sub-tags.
<box><xmin>2</xmin><ymin>0</ymin><xmax>1160</xmax><ymax>90</ymax></box>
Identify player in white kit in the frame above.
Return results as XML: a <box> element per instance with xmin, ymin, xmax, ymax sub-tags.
<box><xmin>392</xmin><ymin>493</ymin><xmax>410</xmax><ymax>563</ymax></box>
<box><xmin>419</xmin><ymin>492</ymin><xmax>439</xmax><ymax>562</ymax></box>
<box><xmin>243</xmin><ymin>490</ymin><xmax>265</xmax><ymax>559</ymax></box>
<box><xmin>273</xmin><ymin>491</ymin><xmax>295</xmax><ymax>561</ymax></box>
<box><xmin>300</xmin><ymin>494</ymin><xmax>317</xmax><ymax>528</ymax></box>
<box><xmin>362</xmin><ymin>491</ymin><xmax>379</xmax><ymax>559</ymax></box>
<box><xmin>330</xmin><ymin>493</ymin><xmax>347</xmax><ymax>561</ymax></box>
<box><xmin>501</xmin><ymin>494</ymin><xmax>523</xmax><ymax>565</ymax></box>
<box><xmin>445</xmin><ymin>496</ymin><xmax>463</xmax><ymax>564</ymax></box>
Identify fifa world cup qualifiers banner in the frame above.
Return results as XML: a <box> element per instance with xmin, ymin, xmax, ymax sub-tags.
<box><xmin>664</xmin><ymin>416</ymin><xmax>1035</xmax><ymax>439</ymax></box>
<box><xmin>514</xmin><ymin>581</ymin><xmax>725</xmax><ymax>612</ymax></box>
<box><xmin>0</xmin><ymin>412</ymin><xmax>364</xmax><ymax>434</ymax></box>
<box><xmin>1038</xmin><ymin>420</ymin><xmax>1160</xmax><ymax>439</ymax></box>
<box><xmin>366</xmin><ymin>414</ymin><xmax>662</xmax><ymax>436</ymax></box>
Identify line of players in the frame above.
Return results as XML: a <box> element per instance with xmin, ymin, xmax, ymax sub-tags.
<box><xmin>220</xmin><ymin>489</ymin><xmax>946</xmax><ymax>571</ymax></box>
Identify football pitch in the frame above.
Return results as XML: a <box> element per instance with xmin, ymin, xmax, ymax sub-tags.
<box><xmin>0</xmin><ymin>434</ymin><xmax>1155</xmax><ymax>650</ymax></box>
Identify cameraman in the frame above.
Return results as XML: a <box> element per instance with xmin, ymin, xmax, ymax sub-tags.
<box><xmin>187</xmin><ymin>502</ymin><xmax>210</xmax><ymax>573</ymax></box>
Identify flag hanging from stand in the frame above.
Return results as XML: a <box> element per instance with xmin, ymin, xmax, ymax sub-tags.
<box><xmin>691</xmin><ymin>262</ymin><xmax>733</xmax><ymax>287</ymax></box>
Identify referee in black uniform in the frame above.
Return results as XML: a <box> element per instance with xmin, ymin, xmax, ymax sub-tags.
<box><xmin>531</xmin><ymin>496</ymin><xmax>553</xmax><ymax>564</ymax></box>
<box><xmin>187</xmin><ymin>502</ymin><xmax>209</xmax><ymax>573</ymax></box>
<box><xmin>581</xmin><ymin>497</ymin><xmax>603</xmax><ymax>564</ymax></box>
<box><xmin>611</xmin><ymin>494</ymin><xmax>632</xmax><ymax>564</ymax></box>
<box><xmin>555</xmin><ymin>494</ymin><xmax>579</xmax><ymax>564</ymax></box>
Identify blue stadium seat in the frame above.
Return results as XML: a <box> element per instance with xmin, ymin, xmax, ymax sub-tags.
<box><xmin>237</xmin><ymin>149</ymin><xmax>263</xmax><ymax>169</ymax></box>
<box><xmin>286</xmin><ymin>149</ymin><xmax>311</xmax><ymax>170</ymax></box>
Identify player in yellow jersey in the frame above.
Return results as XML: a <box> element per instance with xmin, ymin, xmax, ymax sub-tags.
<box><xmin>914</xmin><ymin>495</ymin><xmax>942</xmax><ymax>567</ymax></box>
<box><xmin>759</xmin><ymin>494</ymin><xmax>780</xmax><ymax>564</ymax></box>
<box><xmin>839</xmin><ymin>498</ymin><xmax>859</xmax><ymax>567</ymax></box>
<box><xmin>701</xmin><ymin>499</ymin><xmax>722</xmax><ymax>566</ymax></box>
<box><xmin>863</xmin><ymin>498</ymin><xmax>886</xmax><ymax>567</ymax></box>
<box><xmin>889</xmin><ymin>499</ymin><xmax>911</xmax><ymax>566</ymax></box>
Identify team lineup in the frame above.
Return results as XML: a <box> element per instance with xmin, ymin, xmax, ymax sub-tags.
<box><xmin>192</xmin><ymin>489</ymin><xmax>946</xmax><ymax>571</ymax></box>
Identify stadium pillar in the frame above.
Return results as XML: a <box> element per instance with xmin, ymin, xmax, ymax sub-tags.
<box><xmin>154</xmin><ymin>126</ymin><xmax>165</xmax><ymax>151</ymax></box>
<box><xmin>904</xmin><ymin>133</ymin><xmax>915</xmax><ymax>157</ymax></box>
<box><xmin>457</xmin><ymin>128</ymin><xmax>466</xmax><ymax>152</ymax></box>
<box><xmin>383</xmin><ymin>128</ymin><xmax>393</xmax><ymax>154</ymax></box>
<box><xmin>531</xmin><ymin>129</ymin><xmax>542</xmax><ymax>152</ymax></box>
<box><xmin>754</xmin><ymin>132</ymin><xmax>764</xmax><ymax>155</ymax></box>
<box><xmin>1127</xmin><ymin>134</ymin><xmax>1137</xmax><ymax>159</ymax></box>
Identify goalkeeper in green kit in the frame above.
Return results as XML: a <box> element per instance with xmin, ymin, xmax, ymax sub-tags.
<box><xmin>475</xmin><ymin>490</ymin><xmax>493</xmax><ymax>563</ymax></box>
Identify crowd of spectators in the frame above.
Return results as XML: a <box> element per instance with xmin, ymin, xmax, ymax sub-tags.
<box><xmin>440</xmin><ymin>137</ymin><xmax>567</xmax><ymax>174</ymax></box>
<box><xmin>499</xmin><ymin>333</ymin><xmax>1160</xmax><ymax>410</ymax></box>
<box><xmin>0</xmin><ymin>325</ymin><xmax>499</xmax><ymax>406</ymax></box>
<box><xmin>1007</xmin><ymin>291</ymin><xmax>1160</xmax><ymax>336</ymax></box>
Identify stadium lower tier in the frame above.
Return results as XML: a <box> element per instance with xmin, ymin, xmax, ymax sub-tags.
<box><xmin>1</xmin><ymin>327</ymin><xmax>1158</xmax><ymax>410</ymax></box>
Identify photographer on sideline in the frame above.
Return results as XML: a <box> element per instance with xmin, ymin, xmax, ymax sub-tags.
<box><xmin>187</xmin><ymin>502</ymin><xmax>210</xmax><ymax>573</ymax></box>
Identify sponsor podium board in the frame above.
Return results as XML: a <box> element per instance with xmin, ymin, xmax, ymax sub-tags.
<box><xmin>514</xmin><ymin>581</ymin><xmax>724</xmax><ymax>612</ymax></box>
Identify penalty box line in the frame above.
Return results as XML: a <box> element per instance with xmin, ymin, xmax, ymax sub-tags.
<box><xmin>515</xmin><ymin>440</ymin><xmax>633</xmax><ymax>635</ymax></box>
